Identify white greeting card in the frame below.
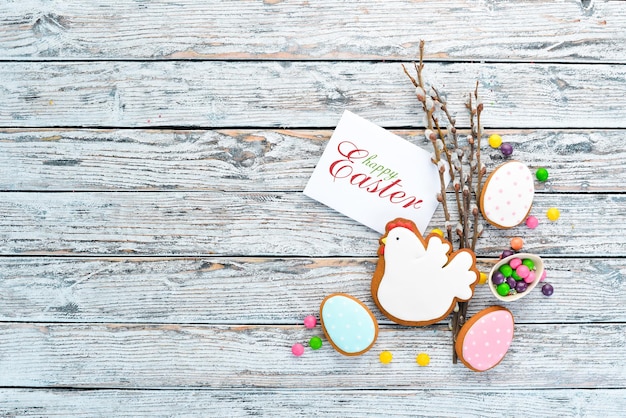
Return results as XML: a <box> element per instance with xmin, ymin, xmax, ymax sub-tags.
<box><xmin>304</xmin><ymin>110</ymin><xmax>450</xmax><ymax>234</ymax></box>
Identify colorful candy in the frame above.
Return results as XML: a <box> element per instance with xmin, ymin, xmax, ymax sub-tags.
<box><xmin>501</xmin><ymin>249</ymin><xmax>515</xmax><ymax>259</ymax></box>
<box><xmin>291</xmin><ymin>343</ymin><xmax>305</xmax><ymax>357</ymax></box>
<box><xmin>525</xmin><ymin>215</ymin><xmax>539</xmax><ymax>229</ymax></box>
<box><xmin>478</xmin><ymin>272</ymin><xmax>488</xmax><ymax>285</ymax></box>
<box><xmin>379</xmin><ymin>351</ymin><xmax>393</xmax><ymax>364</ymax></box>
<box><xmin>303</xmin><ymin>315</ymin><xmax>317</xmax><ymax>329</ymax></box>
<box><xmin>489</xmin><ymin>134</ymin><xmax>503</xmax><ymax>148</ymax></box>
<box><xmin>509</xmin><ymin>258</ymin><xmax>522</xmax><ymax>269</ymax></box>
<box><xmin>547</xmin><ymin>207</ymin><xmax>560</xmax><ymax>221</ymax></box>
<box><xmin>416</xmin><ymin>353</ymin><xmax>430</xmax><ymax>366</ymax></box>
<box><xmin>536</xmin><ymin>168</ymin><xmax>549</xmax><ymax>182</ymax></box>
<box><xmin>499</xmin><ymin>264</ymin><xmax>513</xmax><ymax>277</ymax></box>
<box><xmin>500</xmin><ymin>142</ymin><xmax>513</xmax><ymax>156</ymax></box>
<box><xmin>510</xmin><ymin>237</ymin><xmax>524</xmax><ymax>251</ymax></box>
<box><xmin>309</xmin><ymin>336</ymin><xmax>323</xmax><ymax>350</ymax></box>
<box><xmin>431</xmin><ymin>228</ymin><xmax>444</xmax><ymax>238</ymax></box>
<box><xmin>542</xmin><ymin>283</ymin><xmax>554</xmax><ymax>296</ymax></box>
<box><xmin>491</xmin><ymin>256</ymin><xmax>541</xmax><ymax>298</ymax></box>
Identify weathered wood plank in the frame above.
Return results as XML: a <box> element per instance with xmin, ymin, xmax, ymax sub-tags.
<box><xmin>1</xmin><ymin>388</ymin><xmax>624</xmax><ymax>417</ymax></box>
<box><xmin>1</xmin><ymin>128</ymin><xmax>623</xmax><ymax>193</ymax></box>
<box><xmin>0</xmin><ymin>191</ymin><xmax>621</xmax><ymax>257</ymax></box>
<box><xmin>0</xmin><ymin>257</ymin><xmax>622</xmax><ymax>324</ymax></box>
<box><xmin>0</xmin><ymin>323</ymin><xmax>624</xmax><ymax>389</ymax></box>
<box><xmin>2</xmin><ymin>61</ymin><xmax>626</xmax><ymax>128</ymax></box>
<box><xmin>1</xmin><ymin>0</ymin><xmax>624</xmax><ymax>62</ymax></box>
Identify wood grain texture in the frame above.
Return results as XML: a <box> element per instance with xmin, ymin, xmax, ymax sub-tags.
<box><xmin>0</xmin><ymin>322</ymin><xmax>624</xmax><ymax>389</ymax></box>
<box><xmin>0</xmin><ymin>0</ymin><xmax>624</xmax><ymax>62</ymax></box>
<box><xmin>0</xmin><ymin>191</ymin><xmax>620</xmax><ymax>257</ymax></box>
<box><xmin>1</xmin><ymin>128</ymin><xmax>623</xmax><ymax>192</ymax></box>
<box><xmin>2</xmin><ymin>61</ymin><xmax>626</xmax><ymax>128</ymax></box>
<box><xmin>0</xmin><ymin>257</ymin><xmax>622</xmax><ymax>324</ymax></box>
<box><xmin>1</xmin><ymin>388</ymin><xmax>625</xmax><ymax>417</ymax></box>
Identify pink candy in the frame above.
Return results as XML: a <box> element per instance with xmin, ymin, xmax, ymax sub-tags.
<box><xmin>540</xmin><ymin>269</ymin><xmax>547</xmax><ymax>282</ymax></box>
<box><xmin>303</xmin><ymin>315</ymin><xmax>317</xmax><ymax>329</ymax></box>
<box><xmin>524</xmin><ymin>271</ymin><xmax>536</xmax><ymax>284</ymax></box>
<box><xmin>291</xmin><ymin>343</ymin><xmax>305</xmax><ymax>356</ymax></box>
<box><xmin>509</xmin><ymin>258</ymin><xmax>522</xmax><ymax>269</ymax></box>
<box><xmin>516</xmin><ymin>265</ymin><xmax>530</xmax><ymax>279</ymax></box>
<box><xmin>526</xmin><ymin>215</ymin><xmax>539</xmax><ymax>229</ymax></box>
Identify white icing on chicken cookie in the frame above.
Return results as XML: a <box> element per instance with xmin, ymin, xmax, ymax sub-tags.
<box><xmin>371</xmin><ymin>218</ymin><xmax>480</xmax><ymax>326</ymax></box>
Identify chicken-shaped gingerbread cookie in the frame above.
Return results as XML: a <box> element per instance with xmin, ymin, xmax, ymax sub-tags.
<box><xmin>371</xmin><ymin>218</ymin><xmax>480</xmax><ymax>326</ymax></box>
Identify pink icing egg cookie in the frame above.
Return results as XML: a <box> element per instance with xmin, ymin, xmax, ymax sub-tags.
<box><xmin>455</xmin><ymin>306</ymin><xmax>514</xmax><ymax>372</ymax></box>
<box><xmin>480</xmin><ymin>161</ymin><xmax>534</xmax><ymax>229</ymax></box>
<box><xmin>371</xmin><ymin>218</ymin><xmax>480</xmax><ymax>326</ymax></box>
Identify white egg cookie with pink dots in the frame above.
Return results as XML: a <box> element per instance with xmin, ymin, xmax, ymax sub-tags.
<box><xmin>480</xmin><ymin>161</ymin><xmax>534</xmax><ymax>229</ymax></box>
<box><xmin>455</xmin><ymin>306</ymin><xmax>514</xmax><ymax>372</ymax></box>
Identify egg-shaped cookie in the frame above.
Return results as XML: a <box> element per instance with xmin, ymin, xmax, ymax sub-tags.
<box><xmin>455</xmin><ymin>306</ymin><xmax>514</xmax><ymax>372</ymax></box>
<box><xmin>480</xmin><ymin>161</ymin><xmax>534</xmax><ymax>228</ymax></box>
<box><xmin>320</xmin><ymin>293</ymin><xmax>378</xmax><ymax>356</ymax></box>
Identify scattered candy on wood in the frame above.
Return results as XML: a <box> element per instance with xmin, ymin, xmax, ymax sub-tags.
<box><xmin>501</xmin><ymin>249</ymin><xmax>515</xmax><ymax>259</ymax></box>
<box><xmin>547</xmin><ymin>207</ymin><xmax>560</xmax><ymax>221</ymax></box>
<box><xmin>510</xmin><ymin>237</ymin><xmax>524</xmax><ymax>251</ymax></box>
<box><xmin>500</xmin><ymin>142</ymin><xmax>514</xmax><ymax>156</ymax></box>
<box><xmin>488</xmin><ymin>134</ymin><xmax>503</xmax><ymax>148</ymax></box>
<box><xmin>535</xmin><ymin>167</ymin><xmax>549</xmax><ymax>182</ymax></box>
<box><xmin>379</xmin><ymin>351</ymin><xmax>393</xmax><ymax>364</ymax></box>
<box><xmin>540</xmin><ymin>269</ymin><xmax>547</xmax><ymax>282</ymax></box>
<box><xmin>291</xmin><ymin>343</ymin><xmax>305</xmax><ymax>357</ymax></box>
<box><xmin>416</xmin><ymin>353</ymin><xmax>430</xmax><ymax>366</ymax></box>
<box><xmin>542</xmin><ymin>283</ymin><xmax>554</xmax><ymax>296</ymax></box>
<box><xmin>478</xmin><ymin>272</ymin><xmax>488</xmax><ymax>285</ymax></box>
<box><xmin>309</xmin><ymin>336</ymin><xmax>323</xmax><ymax>350</ymax></box>
<box><xmin>431</xmin><ymin>228</ymin><xmax>444</xmax><ymax>237</ymax></box>
<box><xmin>303</xmin><ymin>315</ymin><xmax>317</xmax><ymax>329</ymax></box>
<box><xmin>525</xmin><ymin>215</ymin><xmax>539</xmax><ymax>229</ymax></box>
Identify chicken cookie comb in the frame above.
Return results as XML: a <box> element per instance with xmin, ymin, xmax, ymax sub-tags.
<box><xmin>378</xmin><ymin>218</ymin><xmax>421</xmax><ymax>256</ymax></box>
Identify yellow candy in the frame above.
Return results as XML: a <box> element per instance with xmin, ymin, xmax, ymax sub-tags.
<box><xmin>416</xmin><ymin>352</ymin><xmax>430</xmax><ymax>366</ymax></box>
<box><xmin>431</xmin><ymin>228</ymin><xmax>444</xmax><ymax>238</ymax></box>
<box><xmin>379</xmin><ymin>351</ymin><xmax>393</xmax><ymax>364</ymax></box>
<box><xmin>547</xmin><ymin>207</ymin><xmax>560</xmax><ymax>221</ymax></box>
<box><xmin>478</xmin><ymin>272</ymin><xmax>487</xmax><ymax>285</ymax></box>
<box><xmin>488</xmin><ymin>134</ymin><xmax>503</xmax><ymax>149</ymax></box>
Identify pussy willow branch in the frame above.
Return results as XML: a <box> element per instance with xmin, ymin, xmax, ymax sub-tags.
<box><xmin>403</xmin><ymin>41</ymin><xmax>488</xmax><ymax>363</ymax></box>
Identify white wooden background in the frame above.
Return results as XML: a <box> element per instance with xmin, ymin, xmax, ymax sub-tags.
<box><xmin>1</xmin><ymin>0</ymin><xmax>625</xmax><ymax>416</ymax></box>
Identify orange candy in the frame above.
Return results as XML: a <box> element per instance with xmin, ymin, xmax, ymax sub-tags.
<box><xmin>510</xmin><ymin>237</ymin><xmax>524</xmax><ymax>251</ymax></box>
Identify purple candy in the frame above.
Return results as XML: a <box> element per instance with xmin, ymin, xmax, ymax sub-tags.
<box><xmin>501</xmin><ymin>250</ymin><xmax>515</xmax><ymax>259</ymax></box>
<box><xmin>492</xmin><ymin>272</ymin><xmax>506</xmax><ymax>285</ymax></box>
<box><xmin>542</xmin><ymin>283</ymin><xmax>554</xmax><ymax>296</ymax></box>
<box><xmin>515</xmin><ymin>281</ymin><xmax>528</xmax><ymax>293</ymax></box>
<box><xmin>500</xmin><ymin>142</ymin><xmax>514</xmax><ymax>156</ymax></box>
<box><xmin>506</xmin><ymin>277</ymin><xmax>517</xmax><ymax>289</ymax></box>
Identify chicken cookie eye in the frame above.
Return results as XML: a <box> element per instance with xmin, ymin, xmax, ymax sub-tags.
<box><xmin>396</xmin><ymin>237</ymin><xmax>400</xmax><ymax>240</ymax></box>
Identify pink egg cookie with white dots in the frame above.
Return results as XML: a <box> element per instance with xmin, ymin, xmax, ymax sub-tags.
<box><xmin>480</xmin><ymin>161</ymin><xmax>534</xmax><ymax>229</ymax></box>
<box><xmin>455</xmin><ymin>306</ymin><xmax>514</xmax><ymax>372</ymax></box>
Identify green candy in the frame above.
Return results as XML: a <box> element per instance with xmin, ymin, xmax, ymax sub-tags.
<box><xmin>512</xmin><ymin>271</ymin><xmax>523</xmax><ymax>281</ymax></box>
<box><xmin>536</xmin><ymin>168</ymin><xmax>549</xmax><ymax>182</ymax></box>
<box><xmin>522</xmin><ymin>259</ymin><xmax>535</xmax><ymax>270</ymax></box>
<box><xmin>497</xmin><ymin>283</ymin><xmax>511</xmax><ymax>296</ymax></box>
<box><xmin>309</xmin><ymin>336</ymin><xmax>323</xmax><ymax>350</ymax></box>
<box><xmin>499</xmin><ymin>264</ymin><xmax>513</xmax><ymax>277</ymax></box>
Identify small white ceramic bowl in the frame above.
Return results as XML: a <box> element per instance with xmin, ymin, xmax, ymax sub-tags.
<box><xmin>488</xmin><ymin>253</ymin><xmax>544</xmax><ymax>302</ymax></box>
